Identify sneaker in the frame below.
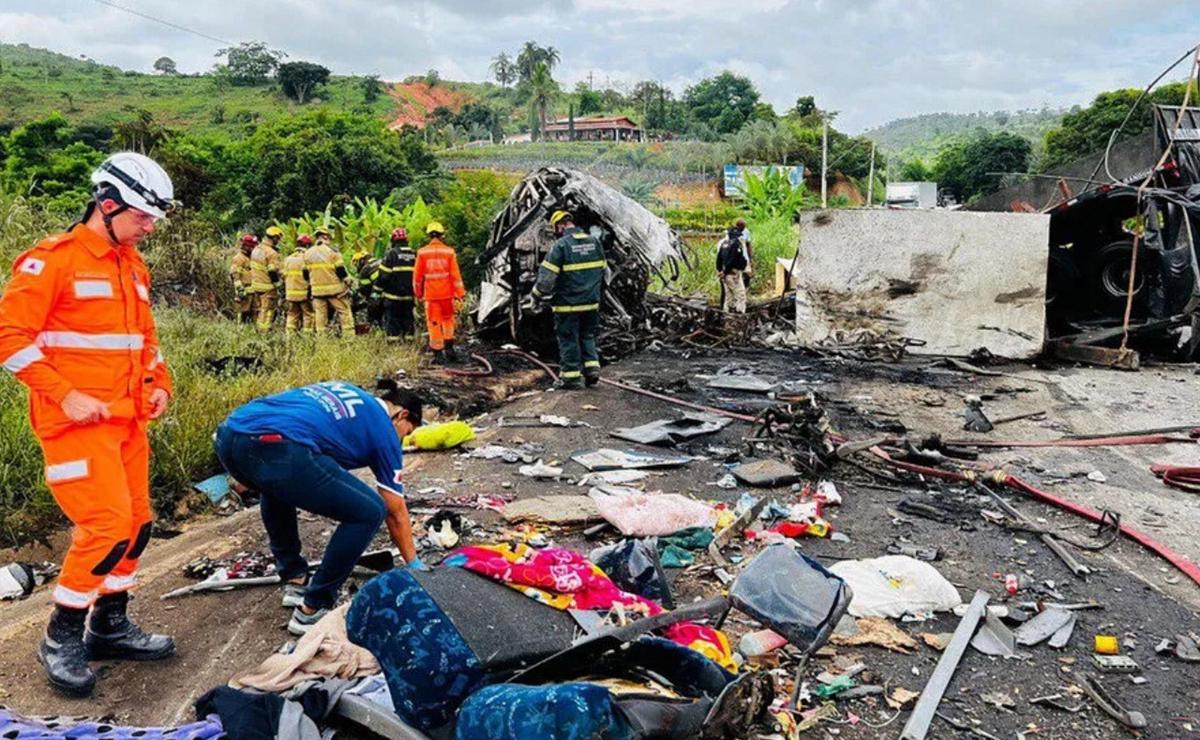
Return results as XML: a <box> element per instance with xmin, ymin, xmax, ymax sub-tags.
<box><xmin>287</xmin><ymin>606</ymin><xmax>330</xmax><ymax>636</ymax></box>
<box><xmin>282</xmin><ymin>580</ymin><xmax>307</xmax><ymax>608</ymax></box>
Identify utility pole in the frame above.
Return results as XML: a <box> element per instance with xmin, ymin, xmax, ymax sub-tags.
<box><xmin>867</xmin><ymin>141</ymin><xmax>876</xmax><ymax>206</ymax></box>
<box><xmin>820</xmin><ymin>115</ymin><xmax>829</xmax><ymax>209</ymax></box>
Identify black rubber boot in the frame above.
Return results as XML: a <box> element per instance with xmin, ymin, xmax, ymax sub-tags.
<box><xmin>585</xmin><ymin>373</ymin><xmax>600</xmax><ymax>388</ymax></box>
<box><xmin>444</xmin><ymin>340</ymin><xmax>459</xmax><ymax>364</ymax></box>
<box><xmin>38</xmin><ymin>605</ymin><xmax>95</xmax><ymax>697</ymax></box>
<box><xmin>431</xmin><ymin>349</ymin><xmax>446</xmax><ymax>366</ymax></box>
<box><xmin>85</xmin><ymin>592</ymin><xmax>175</xmax><ymax>662</ymax></box>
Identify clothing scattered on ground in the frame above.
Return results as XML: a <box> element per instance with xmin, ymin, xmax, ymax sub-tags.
<box><xmin>445</xmin><ymin>544</ymin><xmax>736</xmax><ymax>671</ymax></box>
<box><xmin>455</xmin><ymin>683</ymin><xmax>631</xmax><ymax>740</ymax></box>
<box><xmin>346</xmin><ymin>568</ymin><xmax>485</xmax><ymax>732</ymax></box>
<box><xmin>232</xmin><ymin>603</ymin><xmax>378</xmax><ymax>693</ymax></box>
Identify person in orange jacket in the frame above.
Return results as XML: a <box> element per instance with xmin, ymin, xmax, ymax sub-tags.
<box><xmin>0</xmin><ymin>152</ymin><xmax>176</xmax><ymax>696</ymax></box>
<box><xmin>412</xmin><ymin>221</ymin><xmax>465</xmax><ymax>364</ymax></box>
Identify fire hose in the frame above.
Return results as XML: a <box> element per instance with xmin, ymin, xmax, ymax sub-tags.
<box><xmin>442</xmin><ymin>353</ymin><xmax>494</xmax><ymax>378</ymax></box>
<box><xmin>1151</xmin><ymin>463</ymin><xmax>1200</xmax><ymax>493</ymax></box>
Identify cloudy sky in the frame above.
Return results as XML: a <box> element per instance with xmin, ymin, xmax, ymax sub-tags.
<box><xmin>2</xmin><ymin>0</ymin><xmax>1197</xmax><ymax>132</ymax></box>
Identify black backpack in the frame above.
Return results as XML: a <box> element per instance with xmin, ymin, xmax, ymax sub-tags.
<box><xmin>719</xmin><ymin>235</ymin><xmax>747</xmax><ymax>272</ymax></box>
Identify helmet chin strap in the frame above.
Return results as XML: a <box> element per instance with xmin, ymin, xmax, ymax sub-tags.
<box><xmin>101</xmin><ymin>201</ymin><xmax>130</xmax><ymax>245</ymax></box>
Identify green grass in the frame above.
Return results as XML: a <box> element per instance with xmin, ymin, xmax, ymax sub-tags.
<box><xmin>0</xmin><ymin>193</ymin><xmax>420</xmax><ymax>546</ymax></box>
<box><xmin>0</xmin><ymin>44</ymin><xmax>396</xmax><ymax>133</ymax></box>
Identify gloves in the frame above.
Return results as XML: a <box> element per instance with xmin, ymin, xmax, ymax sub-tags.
<box><xmin>407</xmin><ymin>557</ymin><xmax>431</xmax><ymax>572</ymax></box>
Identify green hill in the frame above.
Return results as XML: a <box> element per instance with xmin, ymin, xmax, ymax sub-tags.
<box><xmin>863</xmin><ymin>108</ymin><xmax>1065</xmax><ymax>162</ymax></box>
<box><xmin>0</xmin><ymin>42</ymin><xmax>398</xmax><ymax>133</ymax></box>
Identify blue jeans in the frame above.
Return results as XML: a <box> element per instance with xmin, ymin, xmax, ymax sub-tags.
<box><xmin>214</xmin><ymin>425</ymin><xmax>386</xmax><ymax>609</ymax></box>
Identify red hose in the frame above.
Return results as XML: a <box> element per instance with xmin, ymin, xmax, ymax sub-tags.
<box><xmin>864</xmin><ymin>445</ymin><xmax>1200</xmax><ymax>589</ymax></box>
<box><xmin>443</xmin><ymin>353</ymin><xmax>494</xmax><ymax>378</ymax></box>
<box><xmin>946</xmin><ymin>432</ymin><xmax>1198</xmax><ymax>449</ymax></box>
<box><xmin>1151</xmin><ymin>463</ymin><xmax>1200</xmax><ymax>493</ymax></box>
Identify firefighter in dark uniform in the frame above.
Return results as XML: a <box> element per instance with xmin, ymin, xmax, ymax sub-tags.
<box><xmin>533</xmin><ymin>211</ymin><xmax>606</xmax><ymax>390</ymax></box>
<box><xmin>373</xmin><ymin>228</ymin><xmax>417</xmax><ymax>339</ymax></box>
<box><xmin>351</xmin><ymin>250</ymin><xmax>383</xmax><ymax>329</ymax></box>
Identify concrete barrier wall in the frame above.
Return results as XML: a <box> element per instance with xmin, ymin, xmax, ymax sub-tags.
<box><xmin>793</xmin><ymin>209</ymin><xmax>1050</xmax><ymax>359</ymax></box>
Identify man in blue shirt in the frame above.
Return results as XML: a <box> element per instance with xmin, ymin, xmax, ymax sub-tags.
<box><xmin>214</xmin><ymin>379</ymin><xmax>423</xmax><ymax>634</ymax></box>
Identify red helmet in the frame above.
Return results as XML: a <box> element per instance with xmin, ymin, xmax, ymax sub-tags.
<box><xmin>391</xmin><ymin>227</ymin><xmax>408</xmax><ymax>242</ymax></box>
<box><xmin>240</xmin><ymin>234</ymin><xmax>259</xmax><ymax>247</ymax></box>
<box><xmin>296</xmin><ymin>233</ymin><xmax>314</xmax><ymax>247</ymax></box>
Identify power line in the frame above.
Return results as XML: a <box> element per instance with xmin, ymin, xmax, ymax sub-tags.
<box><xmin>86</xmin><ymin>0</ymin><xmax>235</xmax><ymax>47</ymax></box>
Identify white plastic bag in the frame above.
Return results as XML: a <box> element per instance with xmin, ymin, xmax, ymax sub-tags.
<box><xmin>829</xmin><ymin>555</ymin><xmax>962</xmax><ymax>619</ymax></box>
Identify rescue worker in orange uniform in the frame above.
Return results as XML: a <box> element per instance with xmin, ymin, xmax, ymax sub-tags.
<box><xmin>249</xmin><ymin>226</ymin><xmax>283</xmax><ymax>331</ymax></box>
<box><xmin>283</xmin><ymin>234</ymin><xmax>315</xmax><ymax>334</ymax></box>
<box><xmin>412</xmin><ymin>221</ymin><xmax>465</xmax><ymax>364</ymax></box>
<box><xmin>0</xmin><ymin>152</ymin><xmax>177</xmax><ymax>696</ymax></box>
<box><xmin>230</xmin><ymin>234</ymin><xmax>256</xmax><ymax>323</ymax></box>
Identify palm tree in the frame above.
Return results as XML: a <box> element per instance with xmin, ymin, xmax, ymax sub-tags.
<box><xmin>544</xmin><ymin>46</ymin><xmax>561</xmax><ymax>72</ymax></box>
<box><xmin>489</xmin><ymin>52</ymin><xmax>515</xmax><ymax>88</ymax></box>
<box><xmin>528</xmin><ymin>62</ymin><xmax>555</xmax><ymax>141</ymax></box>
<box><xmin>516</xmin><ymin>41</ymin><xmax>541</xmax><ymax>83</ymax></box>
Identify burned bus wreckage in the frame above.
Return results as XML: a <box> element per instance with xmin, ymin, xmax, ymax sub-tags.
<box><xmin>474</xmin><ymin>167</ymin><xmax>691</xmax><ymax>354</ymax></box>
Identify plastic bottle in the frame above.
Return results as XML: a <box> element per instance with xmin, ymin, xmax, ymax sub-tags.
<box><xmin>739</xmin><ymin>629</ymin><xmax>789</xmax><ymax>657</ymax></box>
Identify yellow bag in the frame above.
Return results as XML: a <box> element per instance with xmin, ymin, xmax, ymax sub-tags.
<box><xmin>403</xmin><ymin>420</ymin><xmax>476</xmax><ymax>450</ymax></box>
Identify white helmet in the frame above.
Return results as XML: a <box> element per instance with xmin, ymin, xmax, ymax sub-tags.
<box><xmin>91</xmin><ymin>152</ymin><xmax>175</xmax><ymax>218</ymax></box>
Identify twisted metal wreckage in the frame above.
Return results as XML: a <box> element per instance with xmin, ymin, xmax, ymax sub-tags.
<box><xmin>475</xmin><ymin>167</ymin><xmax>697</xmax><ymax>353</ymax></box>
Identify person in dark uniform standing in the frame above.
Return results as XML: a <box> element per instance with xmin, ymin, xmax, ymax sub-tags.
<box><xmin>532</xmin><ymin>211</ymin><xmax>606</xmax><ymax>390</ymax></box>
<box><xmin>373</xmin><ymin>228</ymin><xmax>417</xmax><ymax>339</ymax></box>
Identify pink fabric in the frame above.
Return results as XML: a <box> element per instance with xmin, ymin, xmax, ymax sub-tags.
<box><xmin>450</xmin><ymin>545</ymin><xmax>661</xmax><ymax>613</ymax></box>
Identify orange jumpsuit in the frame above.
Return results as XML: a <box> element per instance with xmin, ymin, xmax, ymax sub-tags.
<box><xmin>412</xmin><ymin>237</ymin><xmax>465</xmax><ymax>351</ymax></box>
<box><xmin>0</xmin><ymin>224</ymin><xmax>171</xmax><ymax>609</ymax></box>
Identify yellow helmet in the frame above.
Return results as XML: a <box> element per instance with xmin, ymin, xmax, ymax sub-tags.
<box><xmin>265</xmin><ymin>225</ymin><xmax>283</xmax><ymax>238</ymax></box>
<box><xmin>425</xmin><ymin>221</ymin><xmax>445</xmax><ymax>235</ymax></box>
<box><xmin>549</xmin><ymin>210</ymin><xmax>572</xmax><ymax>227</ymax></box>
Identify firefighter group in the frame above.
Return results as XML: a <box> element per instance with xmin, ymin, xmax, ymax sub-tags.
<box><xmin>230</xmin><ymin>221</ymin><xmax>467</xmax><ymax>364</ymax></box>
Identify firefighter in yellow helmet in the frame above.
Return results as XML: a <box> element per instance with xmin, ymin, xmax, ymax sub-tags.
<box><xmin>248</xmin><ymin>226</ymin><xmax>284</xmax><ymax>330</ymax></box>
<box><xmin>533</xmin><ymin>210</ymin><xmax>607</xmax><ymax>389</ymax></box>
<box><xmin>230</xmin><ymin>234</ymin><xmax>257</xmax><ymax>323</ymax></box>
<box><xmin>304</xmin><ymin>227</ymin><xmax>355</xmax><ymax>335</ymax></box>
<box><xmin>283</xmin><ymin>234</ymin><xmax>315</xmax><ymax>333</ymax></box>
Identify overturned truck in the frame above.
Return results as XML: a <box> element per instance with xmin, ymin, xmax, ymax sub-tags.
<box><xmin>475</xmin><ymin>167</ymin><xmax>689</xmax><ymax>352</ymax></box>
<box><xmin>973</xmin><ymin>104</ymin><xmax>1200</xmax><ymax>365</ymax></box>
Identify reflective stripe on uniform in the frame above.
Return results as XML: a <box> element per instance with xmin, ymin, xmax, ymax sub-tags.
<box><xmin>561</xmin><ymin>371</ymin><xmax>583</xmax><ymax>378</ymax></box>
<box><xmin>563</xmin><ymin>260</ymin><xmax>606</xmax><ymax>272</ymax></box>
<box><xmin>381</xmin><ymin>293</ymin><xmax>414</xmax><ymax>301</ymax></box>
<box><xmin>249</xmin><ymin>282</ymin><xmax>275</xmax><ymax>291</ymax></box>
<box><xmin>53</xmin><ymin>584</ymin><xmax>96</xmax><ymax>608</ymax></box>
<box><xmin>552</xmin><ymin>303</ymin><xmax>600</xmax><ymax>313</ymax></box>
<box><xmin>73</xmin><ymin>280</ymin><xmax>114</xmax><ymax>299</ymax></box>
<box><xmin>46</xmin><ymin>459</ymin><xmax>89</xmax><ymax>483</ymax></box>
<box><xmin>103</xmin><ymin>573</ymin><xmax>137</xmax><ymax>591</ymax></box>
<box><xmin>148</xmin><ymin>349</ymin><xmax>165</xmax><ymax>370</ymax></box>
<box><xmin>539</xmin><ymin>261</ymin><xmax>561</xmax><ymax>273</ymax></box>
<box><xmin>3</xmin><ymin>344</ymin><xmax>44</xmax><ymax>372</ymax></box>
<box><xmin>286</xmin><ymin>291</ymin><xmax>309</xmax><ymax>300</ymax></box>
<box><xmin>37</xmin><ymin>332</ymin><xmax>144</xmax><ymax>350</ymax></box>
<box><xmin>584</xmin><ymin>361</ymin><xmax>601</xmax><ymax>368</ymax></box>
<box><xmin>377</xmin><ymin>265</ymin><xmax>414</xmax><ymax>273</ymax></box>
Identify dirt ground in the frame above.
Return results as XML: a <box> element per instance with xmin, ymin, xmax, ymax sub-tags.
<box><xmin>1</xmin><ymin>345</ymin><xmax>1199</xmax><ymax>738</ymax></box>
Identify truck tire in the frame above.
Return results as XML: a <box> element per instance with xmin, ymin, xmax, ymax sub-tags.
<box><xmin>1095</xmin><ymin>239</ymin><xmax>1148</xmax><ymax>316</ymax></box>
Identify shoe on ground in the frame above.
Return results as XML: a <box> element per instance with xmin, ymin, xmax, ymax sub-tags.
<box><xmin>288</xmin><ymin>606</ymin><xmax>330</xmax><ymax>636</ymax></box>
<box><xmin>554</xmin><ymin>378</ymin><xmax>584</xmax><ymax>391</ymax></box>
<box><xmin>585</xmin><ymin>374</ymin><xmax>600</xmax><ymax>387</ymax></box>
<box><xmin>282</xmin><ymin>580</ymin><xmax>307</xmax><ymax>608</ymax></box>
<box><xmin>38</xmin><ymin>635</ymin><xmax>96</xmax><ymax>697</ymax></box>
